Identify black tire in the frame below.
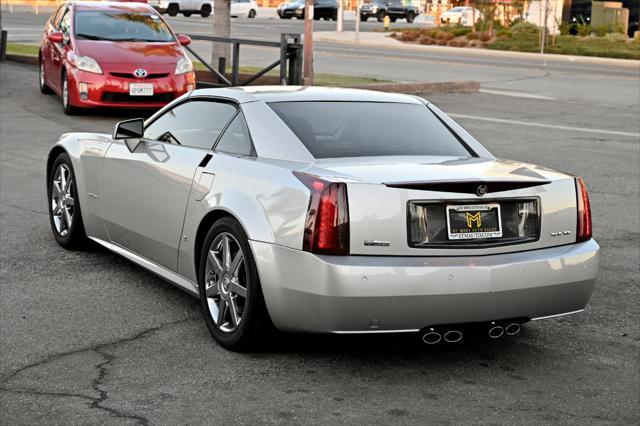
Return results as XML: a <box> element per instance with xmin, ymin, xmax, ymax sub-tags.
<box><xmin>61</xmin><ymin>70</ymin><xmax>79</xmax><ymax>115</ymax></box>
<box><xmin>332</xmin><ymin>12</ymin><xmax>337</xmax><ymax>21</ymax></box>
<box><xmin>390</xmin><ymin>17</ymin><xmax>396</xmax><ymax>22</ymax></box>
<box><xmin>200</xmin><ymin>4</ymin><xmax>211</xmax><ymax>17</ymax></box>
<box><xmin>167</xmin><ymin>3</ymin><xmax>179</xmax><ymax>16</ymax></box>
<box><xmin>47</xmin><ymin>152</ymin><xmax>88</xmax><ymax>250</ymax></box>
<box><xmin>39</xmin><ymin>56</ymin><xmax>53</xmax><ymax>94</ymax></box>
<box><xmin>377</xmin><ymin>10</ymin><xmax>385</xmax><ymax>22</ymax></box>
<box><xmin>199</xmin><ymin>217</ymin><xmax>274</xmax><ymax>351</ymax></box>
<box><xmin>406</xmin><ymin>11</ymin><xmax>415</xmax><ymax>23</ymax></box>
<box><xmin>182</xmin><ymin>11</ymin><xmax>192</xmax><ymax>17</ymax></box>
<box><xmin>314</xmin><ymin>15</ymin><xmax>320</xmax><ymax>20</ymax></box>
<box><xmin>248</xmin><ymin>9</ymin><xmax>256</xmax><ymax>18</ymax></box>
<box><xmin>360</xmin><ymin>15</ymin><xmax>368</xmax><ymax>22</ymax></box>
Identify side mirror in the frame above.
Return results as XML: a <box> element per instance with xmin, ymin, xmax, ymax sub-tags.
<box><xmin>113</xmin><ymin>118</ymin><xmax>144</xmax><ymax>152</ymax></box>
<box><xmin>47</xmin><ymin>31</ymin><xmax>64</xmax><ymax>43</ymax></box>
<box><xmin>177</xmin><ymin>34</ymin><xmax>191</xmax><ymax>46</ymax></box>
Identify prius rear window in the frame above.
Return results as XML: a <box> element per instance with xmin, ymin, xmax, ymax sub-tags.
<box><xmin>268</xmin><ymin>101</ymin><xmax>472</xmax><ymax>159</ymax></box>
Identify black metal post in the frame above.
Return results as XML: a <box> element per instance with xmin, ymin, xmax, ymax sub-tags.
<box><xmin>0</xmin><ymin>30</ymin><xmax>7</xmax><ymax>62</ymax></box>
<box><xmin>231</xmin><ymin>42</ymin><xmax>240</xmax><ymax>86</ymax></box>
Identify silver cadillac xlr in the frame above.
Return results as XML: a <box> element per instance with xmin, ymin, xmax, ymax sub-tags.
<box><xmin>46</xmin><ymin>87</ymin><xmax>599</xmax><ymax>349</ymax></box>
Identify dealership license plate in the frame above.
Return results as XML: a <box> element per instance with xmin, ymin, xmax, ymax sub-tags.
<box><xmin>446</xmin><ymin>204</ymin><xmax>502</xmax><ymax>240</ymax></box>
<box><xmin>129</xmin><ymin>83</ymin><xmax>154</xmax><ymax>96</ymax></box>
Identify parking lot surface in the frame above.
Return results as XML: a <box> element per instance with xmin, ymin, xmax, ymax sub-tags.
<box><xmin>0</xmin><ymin>60</ymin><xmax>639</xmax><ymax>424</ymax></box>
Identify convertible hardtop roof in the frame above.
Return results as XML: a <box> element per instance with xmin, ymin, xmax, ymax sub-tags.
<box><xmin>69</xmin><ymin>1</ymin><xmax>155</xmax><ymax>12</ymax></box>
<box><xmin>191</xmin><ymin>86</ymin><xmax>426</xmax><ymax>105</ymax></box>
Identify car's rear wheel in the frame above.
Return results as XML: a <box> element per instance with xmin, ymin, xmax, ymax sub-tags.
<box><xmin>167</xmin><ymin>3</ymin><xmax>179</xmax><ymax>16</ymax></box>
<box><xmin>199</xmin><ymin>217</ymin><xmax>273</xmax><ymax>351</ymax></box>
<box><xmin>183</xmin><ymin>11</ymin><xmax>192</xmax><ymax>17</ymax></box>
<box><xmin>48</xmin><ymin>153</ymin><xmax>88</xmax><ymax>249</ymax></box>
<box><xmin>248</xmin><ymin>9</ymin><xmax>256</xmax><ymax>18</ymax></box>
<box><xmin>39</xmin><ymin>57</ymin><xmax>53</xmax><ymax>94</ymax></box>
<box><xmin>360</xmin><ymin>15</ymin><xmax>368</xmax><ymax>22</ymax></box>
<box><xmin>406</xmin><ymin>11</ymin><xmax>415</xmax><ymax>23</ymax></box>
<box><xmin>61</xmin><ymin>71</ymin><xmax>79</xmax><ymax>115</ymax></box>
<box><xmin>200</xmin><ymin>4</ymin><xmax>211</xmax><ymax>17</ymax></box>
<box><xmin>377</xmin><ymin>10</ymin><xmax>385</xmax><ymax>22</ymax></box>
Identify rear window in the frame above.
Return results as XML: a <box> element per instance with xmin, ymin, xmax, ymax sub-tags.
<box><xmin>74</xmin><ymin>11</ymin><xmax>174</xmax><ymax>42</ymax></box>
<box><xmin>268</xmin><ymin>101</ymin><xmax>472</xmax><ymax>159</ymax></box>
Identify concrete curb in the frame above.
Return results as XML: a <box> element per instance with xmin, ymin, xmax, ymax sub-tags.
<box><xmin>7</xmin><ymin>54</ymin><xmax>480</xmax><ymax>94</ymax></box>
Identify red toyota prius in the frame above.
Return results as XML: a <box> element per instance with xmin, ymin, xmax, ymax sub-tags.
<box><xmin>39</xmin><ymin>1</ymin><xmax>196</xmax><ymax>114</ymax></box>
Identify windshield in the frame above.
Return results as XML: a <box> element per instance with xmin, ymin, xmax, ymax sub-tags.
<box><xmin>269</xmin><ymin>102</ymin><xmax>473</xmax><ymax>159</ymax></box>
<box><xmin>74</xmin><ymin>11</ymin><xmax>174</xmax><ymax>42</ymax></box>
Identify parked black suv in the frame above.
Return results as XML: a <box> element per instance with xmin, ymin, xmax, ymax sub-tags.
<box><xmin>278</xmin><ymin>0</ymin><xmax>338</xmax><ymax>20</ymax></box>
<box><xmin>359</xmin><ymin>0</ymin><xmax>419</xmax><ymax>23</ymax></box>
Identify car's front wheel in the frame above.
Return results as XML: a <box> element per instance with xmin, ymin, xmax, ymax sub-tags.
<box><xmin>406</xmin><ymin>11</ymin><xmax>415</xmax><ymax>23</ymax></box>
<box><xmin>200</xmin><ymin>4</ymin><xmax>211</xmax><ymax>17</ymax></box>
<box><xmin>360</xmin><ymin>15</ymin><xmax>368</xmax><ymax>22</ymax></box>
<box><xmin>248</xmin><ymin>9</ymin><xmax>256</xmax><ymax>18</ymax></box>
<box><xmin>48</xmin><ymin>153</ymin><xmax>87</xmax><ymax>249</ymax></box>
<box><xmin>61</xmin><ymin>71</ymin><xmax>79</xmax><ymax>115</ymax></box>
<box><xmin>199</xmin><ymin>217</ymin><xmax>273</xmax><ymax>351</ymax></box>
<box><xmin>377</xmin><ymin>10</ymin><xmax>385</xmax><ymax>22</ymax></box>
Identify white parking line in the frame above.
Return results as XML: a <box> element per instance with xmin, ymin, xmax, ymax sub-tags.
<box><xmin>478</xmin><ymin>89</ymin><xmax>557</xmax><ymax>101</ymax></box>
<box><xmin>448</xmin><ymin>113</ymin><xmax>640</xmax><ymax>138</ymax></box>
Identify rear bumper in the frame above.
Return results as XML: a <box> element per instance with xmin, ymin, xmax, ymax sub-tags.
<box><xmin>251</xmin><ymin>239</ymin><xmax>600</xmax><ymax>333</ymax></box>
<box><xmin>66</xmin><ymin>67</ymin><xmax>195</xmax><ymax>109</ymax></box>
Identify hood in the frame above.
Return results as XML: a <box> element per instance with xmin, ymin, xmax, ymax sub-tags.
<box><xmin>75</xmin><ymin>40</ymin><xmax>185</xmax><ymax>65</ymax></box>
<box><xmin>308</xmin><ymin>156</ymin><xmax>567</xmax><ymax>184</ymax></box>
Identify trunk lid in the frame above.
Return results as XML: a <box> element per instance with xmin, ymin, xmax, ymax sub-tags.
<box><xmin>308</xmin><ymin>157</ymin><xmax>578</xmax><ymax>256</ymax></box>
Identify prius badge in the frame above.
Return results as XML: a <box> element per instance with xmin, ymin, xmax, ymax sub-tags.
<box><xmin>134</xmin><ymin>68</ymin><xmax>148</xmax><ymax>78</ymax></box>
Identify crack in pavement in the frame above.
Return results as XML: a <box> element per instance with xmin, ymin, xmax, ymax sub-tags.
<box><xmin>1</xmin><ymin>316</ymin><xmax>200</xmax><ymax>425</ymax></box>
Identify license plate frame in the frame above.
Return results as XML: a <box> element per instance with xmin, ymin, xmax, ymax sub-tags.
<box><xmin>129</xmin><ymin>83</ymin><xmax>154</xmax><ymax>96</ymax></box>
<box><xmin>446</xmin><ymin>203</ymin><xmax>502</xmax><ymax>240</ymax></box>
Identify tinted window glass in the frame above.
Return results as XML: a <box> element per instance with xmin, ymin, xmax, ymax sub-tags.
<box><xmin>74</xmin><ymin>11</ymin><xmax>174</xmax><ymax>42</ymax></box>
<box><xmin>215</xmin><ymin>113</ymin><xmax>255</xmax><ymax>156</ymax></box>
<box><xmin>269</xmin><ymin>102</ymin><xmax>472</xmax><ymax>159</ymax></box>
<box><xmin>145</xmin><ymin>101</ymin><xmax>237</xmax><ymax>150</ymax></box>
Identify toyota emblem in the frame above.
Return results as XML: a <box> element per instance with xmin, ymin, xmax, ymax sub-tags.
<box><xmin>133</xmin><ymin>68</ymin><xmax>148</xmax><ymax>78</ymax></box>
<box><xmin>476</xmin><ymin>184</ymin><xmax>488</xmax><ymax>196</ymax></box>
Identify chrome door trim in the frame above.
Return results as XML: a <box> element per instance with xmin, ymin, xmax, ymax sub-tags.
<box><xmin>89</xmin><ymin>237</ymin><xmax>199</xmax><ymax>296</ymax></box>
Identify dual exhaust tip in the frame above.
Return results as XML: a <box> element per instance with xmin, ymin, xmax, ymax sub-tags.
<box><xmin>421</xmin><ymin>322</ymin><xmax>521</xmax><ymax>344</ymax></box>
<box><xmin>422</xmin><ymin>328</ymin><xmax>463</xmax><ymax>344</ymax></box>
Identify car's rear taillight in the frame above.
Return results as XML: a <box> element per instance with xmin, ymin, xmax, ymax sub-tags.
<box><xmin>294</xmin><ymin>171</ymin><xmax>349</xmax><ymax>255</ymax></box>
<box><xmin>576</xmin><ymin>177</ymin><xmax>592</xmax><ymax>242</ymax></box>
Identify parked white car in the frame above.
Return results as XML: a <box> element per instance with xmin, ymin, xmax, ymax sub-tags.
<box><xmin>230</xmin><ymin>0</ymin><xmax>258</xmax><ymax>18</ymax></box>
<box><xmin>149</xmin><ymin>0</ymin><xmax>213</xmax><ymax>17</ymax></box>
<box><xmin>440</xmin><ymin>7</ymin><xmax>483</xmax><ymax>26</ymax></box>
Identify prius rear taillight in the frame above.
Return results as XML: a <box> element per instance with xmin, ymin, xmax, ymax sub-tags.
<box><xmin>576</xmin><ymin>177</ymin><xmax>592</xmax><ymax>242</ymax></box>
<box><xmin>294</xmin><ymin>171</ymin><xmax>349</xmax><ymax>255</ymax></box>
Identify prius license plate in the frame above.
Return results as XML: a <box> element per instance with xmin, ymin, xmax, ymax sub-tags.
<box><xmin>129</xmin><ymin>83</ymin><xmax>154</xmax><ymax>96</ymax></box>
<box><xmin>446</xmin><ymin>204</ymin><xmax>502</xmax><ymax>240</ymax></box>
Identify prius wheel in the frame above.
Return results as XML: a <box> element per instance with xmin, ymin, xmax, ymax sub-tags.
<box><xmin>48</xmin><ymin>153</ymin><xmax>87</xmax><ymax>249</ymax></box>
<box><xmin>39</xmin><ymin>57</ymin><xmax>53</xmax><ymax>94</ymax></box>
<box><xmin>61</xmin><ymin>71</ymin><xmax>79</xmax><ymax>115</ymax></box>
<box><xmin>199</xmin><ymin>217</ymin><xmax>273</xmax><ymax>350</ymax></box>
<box><xmin>377</xmin><ymin>11</ymin><xmax>385</xmax><ymax>21</ymax></box>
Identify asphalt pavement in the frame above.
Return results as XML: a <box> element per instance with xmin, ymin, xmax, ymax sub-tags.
<box><xmin>0</xmin><ymin>58</ymin><xmax>638</xmax><ymax>425</ymax></box>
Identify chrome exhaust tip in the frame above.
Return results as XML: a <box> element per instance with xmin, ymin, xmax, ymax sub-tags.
<box><xmin>443</xmin><ymin>330</ymin><xmax>463</xmax><ymax>343</ymax></box>
<box><xmin>422</xmin><ymin>329</ymin><xmax>442</xmax><ymax>344</ymax></box>
<box><xmin>488</xmin><ymin>324</ymin><xmax>504</xmax><ymax>339</ymax></box>
<box><xmin>505</xmin><ymin>323</ymin><xmax>521</xmax><ymax>336</ymax></box>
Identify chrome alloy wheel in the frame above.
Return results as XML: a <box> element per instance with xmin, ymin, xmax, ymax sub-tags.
<box><xmin>205</xmin><ymin>232</ymin><xmax>248</xmax><ymax>333</ymax></box>
<box><xmin>51</xmin><ymin>164</ymin><xmax>75</xmax><ymax>236</ymax></box>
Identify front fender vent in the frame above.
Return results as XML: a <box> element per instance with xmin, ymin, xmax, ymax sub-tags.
<box><xmin>384</xmin><ymin>179</ymin><xmax>550</xmax><ymax>195</ymax></box>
